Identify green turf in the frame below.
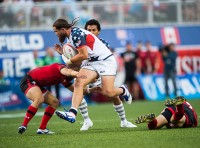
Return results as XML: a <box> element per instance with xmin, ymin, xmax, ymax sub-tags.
<box><xmin>0</xmin><ymin>99</ymin><xmax>200</xmax><ymax>148</ymax></box>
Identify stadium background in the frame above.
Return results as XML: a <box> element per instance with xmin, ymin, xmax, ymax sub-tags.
<box><xmin>0</xmin><ymin>0</ymin><xmax>200</xmax><ymax>111</ymax></box>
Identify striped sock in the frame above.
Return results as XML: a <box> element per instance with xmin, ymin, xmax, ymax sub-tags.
<box><xmin>39</xmin><ymin>106</ymin><xmax>55</xmax><ymax>130</ymax></box>
<box><xmin>113</xmin><ymin>103</ymin><xmax>126</xmax><ymax>121</ymax></box>
<box><xmin>78</xmin><ymin>98</ymin><xmax>89</xmax><ymax>120</ymax></box>
<box><xmin>22</xmin><ymin>105</ymin><xmax>38</xmax><ymax>127</ymax></box>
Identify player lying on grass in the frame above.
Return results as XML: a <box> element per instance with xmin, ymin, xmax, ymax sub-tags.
<box><xmin>135</xmin><ymin>96</ymin><xmax>198</xmax><ymax>129</ymax></box>
<box><xmin>18</xmin><ymin>63</ymin><xmax>97</xmax><ymax>134</ymax></box>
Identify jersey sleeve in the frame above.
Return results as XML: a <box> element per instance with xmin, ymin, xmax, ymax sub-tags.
<box><xmin>71</xmin><ymin>27</ymin><xmax>87</xmax><ymax>49</ymax></box>
<box><xmin>57</xmin><ymin>64</ymin><xmax>73</xmax><ymax>87</ymax></box>
<box><xmin>99</xmin><ymin>38</ymin><xmax>110</xmax><ymax>49</ymax></box>
<box><xmin>57</xmin><ymin>63</ymin><xmax>67</xmax><ymax>71</ymax></box>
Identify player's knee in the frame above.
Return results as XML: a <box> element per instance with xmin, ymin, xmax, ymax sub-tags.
<box><xmin>34</xmin><ymin>98</ymin><xmax>44</xmax><ymax>106</ymax></box>
<box><xmin>102</xmin><ymin>89</ymin><xmax>115</xmax><ymax>98</ymax></box>
<box><xmin>51</xmin><ymin>99</ymin><xmax>59</xmax><ymax>108</ymax></box>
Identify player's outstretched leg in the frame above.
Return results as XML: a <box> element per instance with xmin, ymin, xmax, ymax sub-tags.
<box><xmin>120</xmin><ymin>84</ymin><xmax>132</xmax><ymax>104</ymax></box>
<box><xmin>135</xmin><ymin>113</ymin><xmax>155</xmax><ymax>124</ymax></box>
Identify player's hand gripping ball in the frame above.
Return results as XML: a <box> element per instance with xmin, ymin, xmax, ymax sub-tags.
<box><xmin>63</xmin><ymin>43</ymin><xmax>77</xmax><ymax>59</ymax></box>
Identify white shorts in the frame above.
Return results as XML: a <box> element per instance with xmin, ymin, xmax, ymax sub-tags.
<box><xmin>81</xmin><ymin>55</ymin><xmax>117</xmax><ymax>76</ymax></box>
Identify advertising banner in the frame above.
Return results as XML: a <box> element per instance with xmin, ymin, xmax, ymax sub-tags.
<box><xmin>0</xmin><ymin>79</ymin><xmax>30</xmax><ymax>111</ymax></box>
<box><xmin>137</xmin><ymin>74</ymin><xmax>200</xmax><ymax>101</ymax></box>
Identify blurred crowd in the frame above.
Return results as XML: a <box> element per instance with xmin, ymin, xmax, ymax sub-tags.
<box><xmin>0</xmin><ymin>0</ymin><xmax>198</xmax><ymax>3</ymax></box>
<box><xmin>111</xmin><ymin>41</ymin><xmax>178</xmax><ymax>100</ymax></box>
<box><xmin>0</xmin><ymin>0</ymin><xmax>200</xmax><ymax>28</ymax></box>
<box><xmin>114</xmin><ymin>41</ymin><xmax>159</xmax><ymax>100</ymax></box>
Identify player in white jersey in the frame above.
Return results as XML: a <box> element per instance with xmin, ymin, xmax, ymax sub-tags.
<box><xmin>53</xmin><ymin>18</ymin><xmax>134</xmax><ymax>125</ymax></box>
<box><xmin>83</xmin><ymin>19</ymin><xmax>136</xmax><ymax>128</ymax></box>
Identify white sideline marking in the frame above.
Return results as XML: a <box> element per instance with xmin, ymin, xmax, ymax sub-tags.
<box><xmin>0</xmin><ymin>119</ymin><xmax>121</xmax><ymax>127</ymax></box>
<box><xmin>0</xmin><ymin>112</ymin><xmax>44</xmax><ymax>119</ymax></box>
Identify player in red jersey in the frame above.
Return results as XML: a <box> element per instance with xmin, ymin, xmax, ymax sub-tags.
<box><xmin>18</xmin><ymin>63</ymin><xmax>93</xmax><ymax>134</ymax></box>
<box><xmin>135</xmin><ymin>96</ymin><xmax>198</xmax><ymax>129</ymax></box>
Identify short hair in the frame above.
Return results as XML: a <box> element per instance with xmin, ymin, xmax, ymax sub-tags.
<box><xmin>53</xmin><ymin>18</ymin><xmax>79</xmax><ymax>29</ymax></box>
<box><xmin>84</xmin><ymin>19</ymin><xmax>101</xmax><ymax>31</ymax></box>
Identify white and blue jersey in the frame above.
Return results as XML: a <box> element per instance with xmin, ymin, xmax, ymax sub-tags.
<box><xmin>67</xmin><ymin>27</ymin><xmax>112</xmax><ymax>61</ymax></box>
<box><xmin>99</xmin><ymin>38</ymin><xmax>110</xmax><ymax>49</ymax></box>
<box><xmin>67</xmin><ymin>27</ymin><xmax>117</xmax><ymax>76</ymax></box>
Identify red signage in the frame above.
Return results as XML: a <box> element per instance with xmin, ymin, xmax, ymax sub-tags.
<box><xmin>156</xmin><ymin>47</ymin><xmax>200</xmax><ymax>74</ymax></box>
<box><xmin>161</xmin><ymin>27</ymin><xmax>181</xmax><ymax>45</ymax></box>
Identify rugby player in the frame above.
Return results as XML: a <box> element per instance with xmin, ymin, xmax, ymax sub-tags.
<box><xmin>52</xmin><ymin>18</ymin><xmax>135</xmax><ymax>128</ymax></box>
<box><xmin>18</xmin><ymin>63</ymin><xmax>95</xmax><ymax>134</ymax></box>
<box><xmin>84</xmin><ymin>19</ymin><xmax>136</xmax><ymax>128</ymax></box>
<box><xmin>135</xmin><ymin>96</ymin><xmax>198</xmax><ymax>129</ymax></box>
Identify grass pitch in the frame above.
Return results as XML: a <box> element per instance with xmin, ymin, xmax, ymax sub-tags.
<box><xmin>0</xmin><ymin>99</ymin><xmax>199</xmax><ymax>148</ymax></box>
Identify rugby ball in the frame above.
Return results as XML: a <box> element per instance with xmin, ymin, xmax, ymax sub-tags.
<box><xmin>63</xmin><ymin>43</ymin><xmax>77</xmax><ymax>59</ymax></box>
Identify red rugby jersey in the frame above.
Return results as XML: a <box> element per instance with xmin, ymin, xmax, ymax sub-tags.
<box><xmin>184</xmin><ymin>101</ymin><xmax>198</xmax><ymax>126</ymax></box>
<box><xmin>27</xmin><ymin>63</ymin><xmax>73</xmax><ymax>87</ymax></box>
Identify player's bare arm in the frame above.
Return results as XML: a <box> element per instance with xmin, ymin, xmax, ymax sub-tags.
<box><xmin>60</xmin><ymin>68</ymin><xmax>79</xmax><ymax>77</ymax></box>
<box><xmin>69</xmin><ymin>46</ymin><xmax>88</xmax><ymax>64</ymax></box>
